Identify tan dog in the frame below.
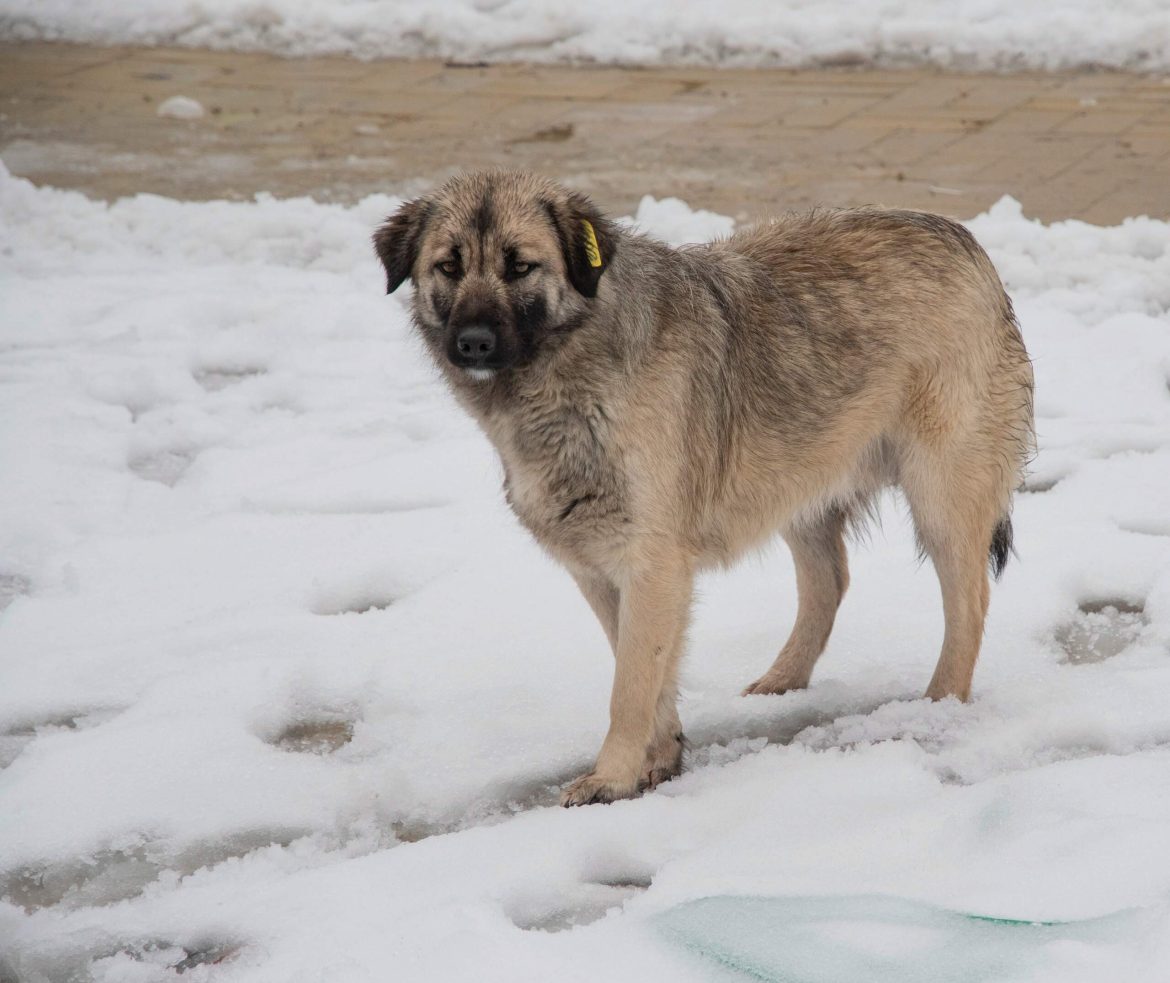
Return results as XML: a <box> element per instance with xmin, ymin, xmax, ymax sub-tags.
<box><xmin>374</xmin><ymin>171</ymin><xmax>1034</xmax><ymax>806</ymax></box>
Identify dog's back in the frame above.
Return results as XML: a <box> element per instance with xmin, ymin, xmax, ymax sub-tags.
<box><xmin>618</xmin><ymin>209</ymin><xmax>1033</xmax><ymax>578</ymax></box>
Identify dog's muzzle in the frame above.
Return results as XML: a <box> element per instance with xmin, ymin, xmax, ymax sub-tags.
<box><xmin>451</xmin><ymin>325</ymin><xmax>498</xmax><ymax>368</ymax></box>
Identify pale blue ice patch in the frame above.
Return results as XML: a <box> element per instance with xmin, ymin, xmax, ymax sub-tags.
<box><xmin>656</xmin><ymin>895</ymin><xmax>1134</xmax><ymax>983</ymax></box>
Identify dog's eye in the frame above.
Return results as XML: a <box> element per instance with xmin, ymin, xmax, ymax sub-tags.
<box><xmin>436</xmin><ymin>260</ymin><xmax>460</xmax><ymax>279</ymax></box>
<box><xmin>507</xmin><ymin>261</ymin><xmax>537</xmax><ymax>280</ymax></box>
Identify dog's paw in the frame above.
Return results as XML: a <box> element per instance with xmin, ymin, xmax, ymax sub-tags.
<box><xmin>561</xmin><ymin>771</ymin><xmax>639</xmax><ymax>807</ymax></box>
<box><xmin>640</xmin><ymin>763</ymin><xmax>680</xmax><ymax>791</ymax></box>
<box><xmin>741</xmin><ymin>672</ymin><xmax>809</xmax><ymax>697</ymax></box>
<box><xmin>639</xmin><ymin>732</ymin><xmax>684</xmax><ymax>791</ymax></box>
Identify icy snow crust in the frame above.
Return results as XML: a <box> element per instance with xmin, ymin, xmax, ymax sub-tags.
<box><xmin>1</xmin><ymin>166</ymin><xmax>1170</xmax><ymax>980</ymax></box>
<box><xmin>3</xmin><ymin>0</ymin><xmax>1170</xmax><ymax>72</ymax></box>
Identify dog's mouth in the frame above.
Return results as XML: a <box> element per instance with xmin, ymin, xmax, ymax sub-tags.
<box><xmin>463</xmin><ymin>367</ymin><xmax>497</xmax><ymax>382</ymax></box>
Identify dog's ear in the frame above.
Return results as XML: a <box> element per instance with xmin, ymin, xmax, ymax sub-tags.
<box><xmin>373</xmin><ymin>197</ymin><xmax>433</xmax><ymax>294</ymax></box>
<box><xmin>542</xmin><ymin>192</ymin><xmax>616</xmax><ymax>298</ymax></box>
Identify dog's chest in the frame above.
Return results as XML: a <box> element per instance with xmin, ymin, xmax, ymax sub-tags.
<box><xmin>493</xmin><ymin>398</ymin><xmax>625</xmax><ymax>554</ymax></box>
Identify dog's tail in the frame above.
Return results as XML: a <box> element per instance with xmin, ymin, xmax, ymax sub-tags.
<box><xmin>989</xmin><ymin>517</ymin><xmax>1014</xmax><ymax>581</ymax></box>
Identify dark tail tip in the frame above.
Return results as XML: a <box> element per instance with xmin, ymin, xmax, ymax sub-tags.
<box><xmin>989</xmin><ymin>517</ymin><xmax>1013</xmax><ymax>580</ymax></box>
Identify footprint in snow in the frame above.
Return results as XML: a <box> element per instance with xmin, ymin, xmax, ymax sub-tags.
<box><xmin>193</xmin><ymin>365</ymin><xmax>266</xmax><ymax>392</ymax></box>
<box><xmin>0</xmin><ymin>573</ymin><xmax>31</xmax><ymax>612</ymax></box>
<box><xmin>271</xmin><ymin>718</ymin><xmax>355</xmax><ymax>755</ymax></box>
<box><xmin>509</xmin><ymin>873</ymin><xmax>653</xmax><ymax>933</ymax></box>
<box><xmin>13</xmin><ymin>938</ymin><xmax>244</xmax><ymax>983</ymax></box>
<box><xmin>1055</xmin><ymin>598</ymin><xmax>1148</xmax><ymax>665</ymax></box>
<box><xmin>1117</xmin><ymin>519</ymin><xmax>1170</xmax><ymax>537</ymax></box>
<box><xmin>0</xmin><ymin>706</ymin><xmax>123</xmax><ymax>770</ymax></box>
<box><xmin>0</xmin><ymin>826</ymin><xmax>310</xmax><ymax>912</ymax></box>
<box><xmin>129</xmin><ymin>447</ymin><xmax>197</xmax><ymax>486</ymax></box>
<box><xmin>310</xmin><ymin>586</ymin><xmax>399</xmax><ymax>616</ymax></box>
<box><xmin>1019</xmin><ymin>472</ymin><xmax>1066</xmax><ymax>494</ymax></box>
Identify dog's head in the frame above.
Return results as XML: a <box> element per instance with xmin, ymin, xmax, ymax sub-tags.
<box><xmin>374</xmin><ymin>171</ymin><xmax>616</xmax><ymax>381</ymax></box>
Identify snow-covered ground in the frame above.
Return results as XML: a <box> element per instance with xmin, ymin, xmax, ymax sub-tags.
<box><xmin>3</xmin><ymin>0</ymin><xmax>1170</xmax><ymax>72</ymax></box>
<box><xmin>1</xmin><ymin>163</ymin><xmax>1169</xmax><ymax>981</ymax></box>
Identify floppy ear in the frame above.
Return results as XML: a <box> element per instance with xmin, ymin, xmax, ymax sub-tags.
<box><xmin>542</xmin><ymin>192</ymin><xmax>616</xmax><ymax>298</ymax></box>
<box><xmin>373</xmin><ymin>197</ymin><xmax>433</xmax><ymax>294</ymax></box>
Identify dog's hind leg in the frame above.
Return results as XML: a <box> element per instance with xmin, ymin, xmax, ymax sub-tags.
<box><xmin>911</xmin><ymin>503</ymin><xmax>995</xmax><ymax>702</ymax></box>
<box><xmin>743</xmin><ymin>506</ymin><xmax>850</xmax><ymax>696</ymax></box>
<box><xmin>899</xmin><ymin>444</ymin><xmax>1004</xmax><ymax>702</ymax></box>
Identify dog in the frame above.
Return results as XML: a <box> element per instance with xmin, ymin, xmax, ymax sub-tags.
<box><xmin>374</xmin><ymin>171</ymin><xmax>1034</xmax><ymax>807</ymax></box>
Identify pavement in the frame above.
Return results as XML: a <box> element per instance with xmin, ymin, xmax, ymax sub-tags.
<box><xmin>2</xmin><ymin>41</ymin><xmax>1168</xmax><ymax>223</ymax></box>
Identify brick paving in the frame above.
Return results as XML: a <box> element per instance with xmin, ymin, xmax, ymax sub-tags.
<box><xmin>1</xmin><ymin>41</ymin><xmax>1168</xmax><ymax>223</ymax></box>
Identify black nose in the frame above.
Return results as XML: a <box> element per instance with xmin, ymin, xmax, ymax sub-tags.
<box><xmin>455</xmin><ymin>325</ymin><xmax>497</xmax><ymax>362</ymax></box>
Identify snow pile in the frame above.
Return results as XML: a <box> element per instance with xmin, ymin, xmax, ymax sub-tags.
<box><xmin>3</xmin><ymin>0</ymin><xmax>1170</xmax><ymax>72</ymax></box>
<box><xmin>1</xmin><ymin>165</ymin><xmax>1170</xmax><ymax>980</ymax></box>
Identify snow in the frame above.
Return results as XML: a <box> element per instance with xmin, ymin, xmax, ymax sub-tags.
<box><xmin>3</xmin><ymin>0</ymin><xmax>1170</xmax><ymax>73</ymax></box>
<box><xmin>155</xmin><ymin>96</ymin><xmax>205</xmax><ymax>120</ymax></box>
<box><xmin>1</xmin><ymin>162</ymin><xmax>1170</xmax><ymax>981</ymax></box>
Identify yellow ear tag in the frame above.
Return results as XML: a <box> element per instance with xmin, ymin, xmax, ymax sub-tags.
<box><xmin>582</xmin><ymin>220</ymin><xmax>603</xmax><ymax>268</ymax></box>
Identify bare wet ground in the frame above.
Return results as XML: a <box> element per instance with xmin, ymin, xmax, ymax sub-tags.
<box><xmin>2</xmin><ymin>42</ymin><xmax>1169</xmax><ymax>222</ymax></box>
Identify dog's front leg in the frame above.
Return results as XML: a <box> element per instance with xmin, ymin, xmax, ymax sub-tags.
<box><xmin>570</xmin><ymin>568</ymin><xmax>619</xmax><ymax>654</ymax></box>
<box><xmin>562</xmin><ymin>553</ymin><xmax>692</xmax><ymax>806</ymax></box>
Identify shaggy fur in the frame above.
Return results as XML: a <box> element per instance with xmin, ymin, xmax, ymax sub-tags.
<box><xmin>374</xmin><ymin>171</ymin><xmax>1035</xmax><ymax>806</ymax></box>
